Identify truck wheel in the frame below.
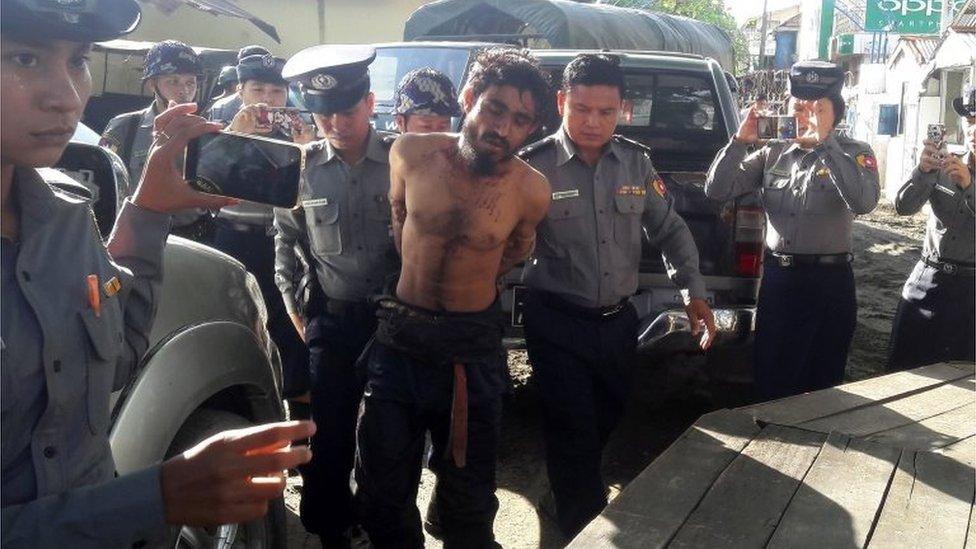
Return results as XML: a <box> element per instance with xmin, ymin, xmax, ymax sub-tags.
<box><xmin>166</xmin><ymin>409</ymin><xmax>288</xmax><ymax>549</ymax></box>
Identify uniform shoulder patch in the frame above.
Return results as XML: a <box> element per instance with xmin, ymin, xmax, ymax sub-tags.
<box><xmin>517</xmin><ymin>135</ymin><xmax>557</xmax><ymax>160</ymax></box>
<box><xmin>611</xmin><ymin>134</ymin><xmax>654</xmax><ymax>156</ymax></box>
<box><xmin>855</xmin><ymin>151</ymin><xmax>878</xmax><ymax>172</ymax></box>
<box><xmin>650</xmin><ymin>175</ymin><xmax>667</xmax><ymax>197</ymax></box>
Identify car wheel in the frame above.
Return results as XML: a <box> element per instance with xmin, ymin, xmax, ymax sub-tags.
<box><xmin>165</xmin><ymin>409</ymin><xmax>287</xmax><ymax>549</ymax></box>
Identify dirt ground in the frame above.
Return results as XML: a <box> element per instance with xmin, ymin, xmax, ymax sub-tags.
<box><xmin>283</xmin><ymin>204</ymin><xmax>927</xmax><ymax>549</ymax></box>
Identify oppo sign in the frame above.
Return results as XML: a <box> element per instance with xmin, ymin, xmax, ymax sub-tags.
<box><xmin>864</xmin><ymin>0</ymin><xmax>966</xmax><ymax>34</ymax></box>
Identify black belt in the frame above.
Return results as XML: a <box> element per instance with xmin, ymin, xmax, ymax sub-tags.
<box><xmin>766</xmin><ymin>251</ymin><xmax>853</xmax><ymax>268</ymax></box>
<box><xmin>535</xmin><ymin>290</ymin><xmax>628</xmax><ymax>319</ymax></box>
<box><xmin>922</xmin><ymin>256</ymin><xmax>976</xmax><ymax>276</ymax></box>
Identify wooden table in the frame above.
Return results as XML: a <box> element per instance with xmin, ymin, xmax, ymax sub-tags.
<box><xmin>569</xmin><ymin>362</ymin><xmax>976</xmax><ymax>549</ymax></box>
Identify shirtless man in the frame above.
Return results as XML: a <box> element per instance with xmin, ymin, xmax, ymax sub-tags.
<box><xmin>354</xmin><ymin>49</ymin><xmax>552</xmax><ymax>549</ymax></box>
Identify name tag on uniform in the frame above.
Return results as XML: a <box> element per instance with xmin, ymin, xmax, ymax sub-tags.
<box><xmin>302</xmin><ymin>198</ymin><xmax>330</xmax><ymax>207</ymax></box>
<box><xmin>552</xmin><ymin>189</ymin><xmax>580</xmax><ymax>200</ymax></box>
<box><xmin>935</xmin><ymin>184</ymin><xmax>956</xmax><ymax>197</ymax></box>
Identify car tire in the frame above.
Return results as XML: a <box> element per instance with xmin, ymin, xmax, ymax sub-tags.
<box><xmin>165</xmin><ymin>408</ymin><xmax>288</xmax><ymax>549</ymax></box>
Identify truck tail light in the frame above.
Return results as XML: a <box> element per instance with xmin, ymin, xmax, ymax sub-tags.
<box><xmin>734</xmin><ymin>206</ymin><xmax>764</xmax><ymax>276</ymax></box>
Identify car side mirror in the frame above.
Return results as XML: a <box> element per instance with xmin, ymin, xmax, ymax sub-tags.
<box><xmin>53</xmin><ymin>142</ymin><xmax>130</xmax><ymax>238</ymax></box>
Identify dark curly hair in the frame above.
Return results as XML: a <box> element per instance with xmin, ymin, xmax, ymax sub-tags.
<box><xmin>464</xmin><ymin>48</ymin><xmax>552</xmax><ymax>123</ymax></box>
<box><xmin>562</xmin><ymin>54</ymin><xmax>626</xmax><ymax>97</ymax></box>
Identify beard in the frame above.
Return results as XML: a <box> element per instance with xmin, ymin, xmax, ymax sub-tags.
<box><xmin>459</xmin><ymin>122</ymin><xmax>512</xmax><ymax>177</ymax></box>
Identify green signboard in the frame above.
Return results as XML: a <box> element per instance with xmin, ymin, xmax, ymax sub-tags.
<box><xmin>864</xmin><ymin>0</ymin><xmax>942</xmax><ymax>34</ymax></box>
<box><xmin>837</xmin><ymin>33</ymin><xmax>855</xmax><ymax>55</ymax></box>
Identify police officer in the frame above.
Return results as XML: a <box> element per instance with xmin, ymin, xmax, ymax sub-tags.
<box><xmin>210</xmin><ymin>53</ymin><xmax>315</xmax><ymax>401</ymax></box>
<box><xmin>1</xmin><ymin>1</ymin><xmax>314</xmax><ymax>546</ymax></box>
<box><xmin>518</xmin><ymin>54</ymin><xmax>715</xmax><ymax>537</ymax></box>
<box><xmin>887</xmin><ymin>85</ymin><xmax>976</xmax><ymax>370</ymax></box>
<box><xmin>276</xmin><ymin>45</ymin><xmax>398</xmax><ymax>547</ymax></box>
<box><xmin>100</xmin><ymin>40</ymin><xmax>210</xmax><ymax>239</ymax></box>
<box><xmin>206</xmin><ymin>45</ymin><xmax>270</xmax><ymax>124</ymax></box>
<box><xmin>393</xmin><ymin>67</ymin><xmax>460</xmax><ymax>133</ymax></box>
<box><xmin>210</xmin><ymin>64</ymin><xmax>238</xmax><ymax>103</ymax></box>
<box><xmin>705</xmin><ymin>60</ymin><xmax>881</xmax><ymax>399</ymax></box>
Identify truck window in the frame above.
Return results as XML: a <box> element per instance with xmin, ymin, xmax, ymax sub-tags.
<box><xmin>372</xmin><ymin>47</ymin><xmax>471</xmax><ymax>104</ymax></box>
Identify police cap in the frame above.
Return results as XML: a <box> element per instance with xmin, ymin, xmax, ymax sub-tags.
<box><xmin>217</xmin><ymin>65</ymin><xmax>239</xmax><ymax>88</ymax></box>
<box><xmin>284</xmin><ymin>45</ymin><xmax>376</xmax><ymax>116</ymax></box>
<box><xmin>238</xmin><ymin>45</ymin><xmax>271</xmax><ymax>62</ymax></box>
<box><xmin>237</xmin><ymin>54</ymin><xmax>287</xmax><ymax>86</ymax></box>
<box><xmin>143</xmin><ymin>40</ymin><xmax>202</xmax><ymax>80</ymax></box>
<box><xmin>395</xmin><ymin>68</ymin><xmax>461</xmax><ymax>117</ymax></box>
<box><xmin>1</xmin><ymin>0</ymin><xmax>141</xmax><ymax>42</ymax></box>
<box><xmin>789</xmin><ymin>60</ymin><xmax>844</xmax><ymax>100</ymax></box>
<box><xmin>952</xmin><ymin>84</ymin><xmax>976</xmax><ymax>118</ymax></box>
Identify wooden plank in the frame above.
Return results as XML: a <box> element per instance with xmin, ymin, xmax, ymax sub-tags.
<box><xmin>766</xmin><ymin>432</ymin><xmax>900</xmax><ymax>549</ymax></box>
<box><xmin>668</xmin><ymin>424</ymin><xmax>827</xmax><ymax>549</ymax></box>
<box><xmin>799</xmin><ymin>377</ymin><xmax>974</xmax><ymax>437</ymax></box>
<box><xmin>865</xmin><ymin>402</ymin><xmax>976</xmax><ymax>452</ymax></box>
<box><xmin>869</xmin><ymin>449</ymin><xmax>975</xmax><ymax>548</ymax></box>
<box><xmin>568</xmin><ymin>409</ymin><xmax>761</xmax><ymax>549</ymax></box>
<box><xmin>740</xmin><ymin>363</ymin><xmax>974</xmax><ymax>426</ymax></box>
<box><xmin>938</xmin><ymin>435</ymin><xmax>976</xmax><ymax>468</ymax></box>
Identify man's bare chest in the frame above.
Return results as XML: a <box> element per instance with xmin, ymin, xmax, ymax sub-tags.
<box><xmin>406</xmin><ymin>175</ymin><xmax>518</xmax><ymax>253</ymax></box>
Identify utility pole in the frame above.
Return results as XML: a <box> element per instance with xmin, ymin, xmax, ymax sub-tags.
<box><xmin>757</xmin><ymin>0</ymin><xmax>770</xmax><ymax>70</ymax></box>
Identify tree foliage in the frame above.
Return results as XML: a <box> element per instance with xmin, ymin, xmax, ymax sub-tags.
<box><xmin>601</xmin><ymin>0</ymin><xmax>750</xmax><ymax>74</ymax></box>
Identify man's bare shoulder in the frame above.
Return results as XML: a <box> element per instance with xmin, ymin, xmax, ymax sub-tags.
<box><xmin>512</xmin><ymin>158</ymin><xmax>551</xmax><ymax>215</ymax></box>
<box><xmin>393</xmin><ymin>132</ymin><xmax>458</xmax><ymax>163</ymax></box>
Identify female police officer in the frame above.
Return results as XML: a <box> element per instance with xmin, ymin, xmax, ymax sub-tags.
<box><xmin>1</xmin><ymin>1</ymin><xmax>313</xmax><ymax>547</ymax></box>
<box><xmin>705</xmin><ymin>61</ymin><xmax>880</xmax><ymax>400</ymax></box>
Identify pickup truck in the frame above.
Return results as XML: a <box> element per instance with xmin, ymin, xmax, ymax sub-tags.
<box><xmin>52</xmin><ymin>135</ymin><xmax>288</xmax><ymax>549</ymax></box>
<box><xmin>370</xmin><ymin>44</ymin><xmax>760</xmax><ymax>356</ymax></box>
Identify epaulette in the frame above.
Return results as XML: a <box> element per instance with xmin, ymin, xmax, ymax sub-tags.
<box><xmin>611</xmin><ymin>134</ymin><xmax>653</xmax><ymax>156</ymax></box>
<box><xmin>517</xmin><ymin>135</ymin><xmax>557</xmax><ymax>159</ymax></box>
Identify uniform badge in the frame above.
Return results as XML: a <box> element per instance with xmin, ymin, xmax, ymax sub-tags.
<box><xmin>311</xmin><ymin>73</ymin><xmax>337</xmax><ymax>90</ymax></box>
<box><xmin>262</xmin><ymin>55</ymin><xmax>275</xmax><ymax>68</ymax></box>
<box><xmin>618</xmin><ymin>185</ymin><xmax>647</xmax><ymax>197</ymax></box>
<box><xmin>650</xmin><ymin>177</ymin><xmax>667</xmax><ymax>197</ymax></box>
<box><xmin>99</xmin><ymin>137</ymin><xmax>119</xmax><ymax>154</ymax></box>
<box><xmin>815</xmin><ymin>167</ymin><xmax>831</xmax><ymax>177</ymax></box>
<box><xmin>855</xmin><ymin>152</ymin><xmax>877</xmax><ymax>172</ymax></box>
<box><xmin>552</xmin><ymin>189</ymin><xmax>580</xmax><ymax>200</ymax></box>
<box><xmin>303</xmin><ymin>198</ymin><xmax>330</xmax><ymax>207</ymax></box>
<box><xmin>103</xmin><ymin>277</ymin><xmax>122</xmax><ymax>297</ymax></box>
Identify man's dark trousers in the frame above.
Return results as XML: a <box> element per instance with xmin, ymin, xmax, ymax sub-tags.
<box><xmin>299</xmin><ymin>302</ymin><xmax>375</xmax><ymax>542</ymax></box>
<box><xmin>355</xmin><ymin>303</ymin><xmax>506</xmax><ymax>549</ymax></box>
<box><xmin>754</xmin><ymin>261</ymin><xmax>857</xmax><ymax>400</ymax></box>
<box><xmin>522</xmin><ymin>290</ymin><xmax>638</xmax><ymax>538</ymax></box>
<box><xmin>887</xmin><ymin>261</ymin><xmax>975</xmax><ymax>371</ymax></box>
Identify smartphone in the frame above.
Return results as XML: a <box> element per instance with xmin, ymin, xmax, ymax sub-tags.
<box><xmin>927</xmin><ymin>124</ymin><xmax>948</xmax><ymax>160</ymax></box>
<box><xmin>256</xmin><ymin>106</ymin><xmax>308</xmax><ymax>136</ymax></box>
<box><xmin>758</xmin><ymin>116</ymin><xmax>797</xmax><ymax>140</ymax></box>
<box><xmin>184</xmin><ymin>131</ymin><xmax>305</xmax><ymax>208</ymax></box>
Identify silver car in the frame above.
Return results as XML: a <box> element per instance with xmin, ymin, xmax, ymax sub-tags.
<box><xmin>51</xmin><ymin>135</ymin><xmax>288</xmax><ymax>549</ymax></box>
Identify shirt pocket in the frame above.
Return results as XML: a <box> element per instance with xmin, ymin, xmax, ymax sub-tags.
<box><xmin>761</xmin><ymin>173</ymin><xmax>791</xmax><ymax>214</ymax></box>
<box><xmin>613</xmin><ymin>194</ymin><xmax>646</xmax><ymax>245</ymax></box>
<box><xmin>543</xmin><ymin>197</ymin><xmax>586</xmax><ymax>257</ymax></box>
<box><xmin>304</xmin><ymin>201</ymin><xmax>342</xmax><ymax>256</ymax></box>
<box><xmin>80</xmin><ymin>308</ymin><xmax>123</xmax><ymax>435</ymax></box>
<box><xmin>804</xmin><ymin>181</ymin><xmax>845</xmax><ymax>214</ymax></box>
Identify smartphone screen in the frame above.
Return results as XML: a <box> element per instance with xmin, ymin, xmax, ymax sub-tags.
<box><xmin>184</xmin><ymin>131</ymin><xmax>304</xmax><ymax>208</ymax></box>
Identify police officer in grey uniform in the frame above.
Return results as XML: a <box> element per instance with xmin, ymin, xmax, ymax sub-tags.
<box><xmin>1</xmin><ymin>1</ymin><xmax>314</xmax><ymax>546</ymax></box>
<box><xmin>276</xmin><ymin>45</ymin><xmax>398</xmax><ymax>547</ymax></box>
<box><xmin>518</xmin><ymin>54</ymin><xmax>715</xmax><ymax>537</ymax></box>
<box><xmin>209</xmin><ymin>53</ymin><xmax>313</xmax><ymax>400</ymax></box>
<box><xmin>100</xmin><ymin>40</ymin><xmax>210</xmax><ymax>239</ymax></box>
<box><xmin>206</xmin><ymin>45</ymin><xmax>270</xmax><ymax>124</ymax></box>
<box><xmin>887</xmin><ymin>86</ymin><xmax>976</xmax><ymax>370</ymax></box>
<box><xmin>705</xmin><ymin>61</ymin><xmax>881</xmax><ymax>399</ymax></box>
